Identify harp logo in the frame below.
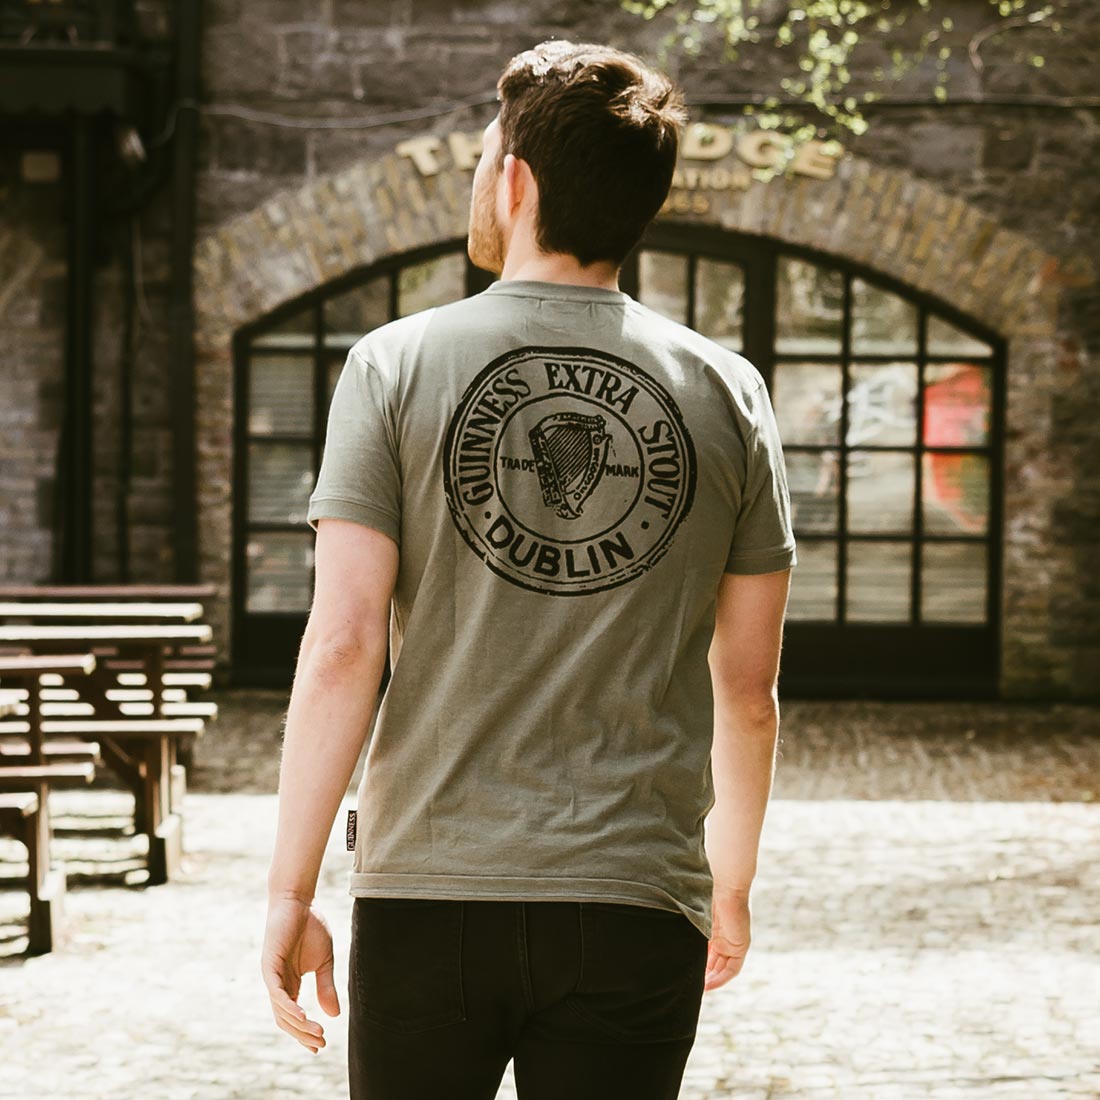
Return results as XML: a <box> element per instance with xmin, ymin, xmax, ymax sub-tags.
<box><xmin>442</xmin><ymin>346</ymin><xmax>696</xmax><ymax>595</ymax></box>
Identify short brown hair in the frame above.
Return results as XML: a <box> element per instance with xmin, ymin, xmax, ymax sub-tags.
<box><xmin>495</xmin><ymin>39</ymin><xmax>688</xmax><ymax>268</ymax></box>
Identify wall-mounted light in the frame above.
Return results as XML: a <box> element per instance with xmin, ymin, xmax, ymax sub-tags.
<box><xmin>116</xmin><ymin>122</ymin><xmax>146</xmax><ymax>167</ymax></box>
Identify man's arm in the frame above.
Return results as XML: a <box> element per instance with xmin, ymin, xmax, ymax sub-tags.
<box><xmin>266</xmin><ymin>517</ymin><xmax>398</xmax><ymax>902</ymax></box>
<box><xmin>705</xmin><ymin>566</ymin><xmax>792</xmax><ymax>897</ymax></box>
<box><xmin>702</xmin><ymin>566</ymin><xmax>791</xmax><ymax>992</ymax></box>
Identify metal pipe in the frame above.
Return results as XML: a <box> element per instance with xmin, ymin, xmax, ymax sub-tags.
<box><xmin>168</xmin><ymin>0</ymin><xmax>202</xmax><ymax>581</ymax></box>
<box><xmin>58</xmin><ymin>111</ymin><xmax>96</xmax><ymax>581</ymax></box>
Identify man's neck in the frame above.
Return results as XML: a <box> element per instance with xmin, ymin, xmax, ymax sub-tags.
<box><xmin>499</xmin><ymin>252</ymin><xmax>621</xmax><ymax>292</ymax></box>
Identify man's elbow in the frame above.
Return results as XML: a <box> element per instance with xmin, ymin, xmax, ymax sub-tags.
<box><xmin>711</xmin><ymin>662</ymin><xmax>780</xmax><ymax>718</ymax></box>
<box><xmin>302</xmin><ymin>621</ymin><xmax>387</xmax><ymax>676</ymax></box>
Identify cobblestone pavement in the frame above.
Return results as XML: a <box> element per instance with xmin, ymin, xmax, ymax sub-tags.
<box><xmin>1</xmin><ymin>692</ymin><xmax>1098</xmax><ymax>1100</ymax></box>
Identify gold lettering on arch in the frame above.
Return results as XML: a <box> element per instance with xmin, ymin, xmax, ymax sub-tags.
<box><xmin>394</xmin><ymin>119</ymin><xmax>844</xmax><ymax>195</ymax></box>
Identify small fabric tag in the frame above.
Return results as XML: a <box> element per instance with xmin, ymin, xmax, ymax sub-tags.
<box><xmin>346</xmin><ymin>809</ymin><xmax>357</xmax><ymax>851</ymax></box>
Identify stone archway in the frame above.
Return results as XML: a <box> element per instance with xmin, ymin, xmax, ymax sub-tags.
<box><xmin>192</xmin><ymin>135</ymin><xmax>1092</xmax><ymax>695</ymax></box>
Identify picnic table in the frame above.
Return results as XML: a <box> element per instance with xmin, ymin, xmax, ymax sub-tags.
<box><xmin>0</xmin><ymin>654</ymin><xmax>99</xmax><ymax>954</ymax></box>
<box><xmin>0</xmin><ymin>623</ymin><xmax>211</xmax><ymax>708</ymax></box>
<box><xmin>0</xmin><ymin>628</ymin><xmax>212</xmax><ymax>885</ymax></box>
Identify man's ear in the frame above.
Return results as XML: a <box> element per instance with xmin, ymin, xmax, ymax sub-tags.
<box><xmin>501</xmin><ymin>152</ymin><xmax>534</xmax><ymax>219</ymax></box>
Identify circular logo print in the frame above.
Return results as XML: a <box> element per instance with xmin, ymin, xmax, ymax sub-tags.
<box><xmin>442</xmin><ymin>345</ymin><xmax>696</xmax><ymax>595</ymax></box>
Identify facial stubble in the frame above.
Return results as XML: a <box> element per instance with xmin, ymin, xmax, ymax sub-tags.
<box><xmin>468</xmin><ymin>162</ymin><xmax>505</xmax><ymax>276</ymax></box>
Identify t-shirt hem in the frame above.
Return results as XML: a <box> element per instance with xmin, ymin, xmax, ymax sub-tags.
<box><xmin>306</xmin><ymin>497</ymin><xmax>400</xmax><ymax>543</ymax></box>
<box><xmin>725</xmin><ymin>545</ymin><xmax>798</xmax><ymax>574</ymax></box>
<box><xmin>348</xmin><ymin>871</ymin><xmax>712</xmax><ymax>940</ymax></box>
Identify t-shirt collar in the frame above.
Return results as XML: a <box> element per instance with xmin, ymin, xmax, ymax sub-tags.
<box><xmin>483</xmin><ymin>278</ymin><xmax>632</xmax><ymax>303</ymax></box>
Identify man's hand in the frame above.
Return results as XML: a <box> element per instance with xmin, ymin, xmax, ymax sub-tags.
<box><xmin>704</xmin><ymin>886</ymin><xmax>751</xmax><ymax>991</ymax></box>
<box><xmin>261</xmin><ymin>895</ymin><xmax>341</xmax><ymax>1054</ymax></box>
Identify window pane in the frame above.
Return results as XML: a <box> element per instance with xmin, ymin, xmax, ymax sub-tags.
<box><xmin>786</xmin><ymin>540</ymin><xmax>837</xmax><ymax>621</ymax></box>
<box><xmin>922</xmin><ymin>453</ymin><xmax>989</xmax><ymax>535</ymax></box>
<box><xmin>397</xmin><ymin>253</ymin><xmax>466</xmax><ymax>316</ymax></box>
<box><xmin>921</xmin><ymin>542</ymin><xmax>988</xmax><ymax>623</ymax></box>
<box><xmin>325</xmin><ymin>276</ymin><xmax>390</xmax><ymax>347</ymax></box>
<box><xmin>927</xmin><ymin>314</ymin><xmax>992</xmax><ymax>357</ymax></box>
<box><xmin>775</xmin><ymin>257</ymin><xmax>843</xmax><ymax>355</ymax></box>
<box><xmin>850</xmin><ymin>277</ymin><xmax>917</xmax><ymax>356</ymax></box>
<box><xmin>249</xmin><ymin>356</ymin><xmax>314</xmax><ymax>436</ymax></box>
<box><xmin>847</xmin><ymin>452</ymin><xmax>915</xmax><ymax>534</ymax></box>
<box><xmin>923</xmin><ymin>363</ymin><xmax>992</xmax><ymax>447</ymax></box>
<box><xmin>252</xmin><ymin>305</ymin><xmax>314</xmax><ymax>350</ymax></box>
<box><xmin>248</xmin><ymin>443</ymin><xmax>314</xmax><ymax>525</ymax></box>
<box><xmin>846</xmin><ymin>541</ymin><xmax>911</xmax><ymax>622</ymax></box>
<box><xmin>638</xmin><ymin>250</ymin><xmax>688</xmax><ymax>323</ymax></box>
<box><xmin>245</xmin><ymin>532</ymin><xmax>314</xmax><ymax>612</ymax></box>
<box><xmin>772</xmin><ymin>363</ymin><xmax>842</xmax><ymax>445</ymax></box>
<box><xmin>787</xmin><ymin>452</ymin><xmax>839</xmax><ymax>534</ymax></box>
<box><xmin>848</xmin><ymin>362</ymin><xmax>918</xmax><ymax>447</ymax></box>
<box><xmin>694</xmin><ymin>258</ymin><xmax>744</xmax><ymax>350</ymax></box>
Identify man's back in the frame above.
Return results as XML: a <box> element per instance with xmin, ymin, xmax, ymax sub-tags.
<box><xmin>306</xmin><ymin>276</ymin><xmax>797</xmax><ymax>941</ymax></box>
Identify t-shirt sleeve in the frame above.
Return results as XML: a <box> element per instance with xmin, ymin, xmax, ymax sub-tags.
<box><xmin>306</xmin><ymin>346</ymin><xmax>401</xmax><ymax>544</ymax></box>
<box><xmin>725</xmin><ymin>379</ymin><xmax>798</xmax><ymax>575</ymax></box>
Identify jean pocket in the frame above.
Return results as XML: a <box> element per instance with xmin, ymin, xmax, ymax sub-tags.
<box><xmin>569</xmin><ymin>900</ymin><xmax>708</xmax><ymax>1043</ymax></box>
<box><xmin>352</xmin><ymin>897</ymin><xmax>466</xmax><ymax>1035</ymax></box>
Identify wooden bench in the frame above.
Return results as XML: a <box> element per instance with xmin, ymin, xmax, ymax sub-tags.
<box><xmin>0</xmin><ymin>717</ymin><xmax>204</xmax><ymax>885</ymax></box>
<box><xmin>0</xmin><ymin>657</ymin><xmax>102</xmax><ymax>769</ymax></box>
<box><xmin>0</xmin><ymin>759</ymin><xmax>97</xmax><ymax>954</ymax></box>
<box><xmin>39</xmin><ymin>652</ymin><xmax>214</xmax><ymax>776</ymax></box>
<box><xmin>0</xmin><ymin>622</ymin><xmax>212</xmax><ymax>723</ymax></box>
<box><xmin>0</xmin><ymin>649</ymin><xmax>207</xmax><ymax>885</ymax></box>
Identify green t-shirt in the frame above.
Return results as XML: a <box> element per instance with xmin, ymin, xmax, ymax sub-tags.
<box><xmin>306</xmin><ymin>277</ymin><xmax>797</xmax><ymax>940</ymax></box>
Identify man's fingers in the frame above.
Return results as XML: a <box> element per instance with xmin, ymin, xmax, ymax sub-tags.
<box><xmin>703</xmin><ymin>957</ymin><xmax>735</xmax><ymax>990</ymax></box>
<box><xmin>272</xmin><ymin>994</ymin><xmax>324</xmax><ymax>1038</ymax></box>
<box><xmin>265</xmin><ymin>978</ymin><xmax>326</xmax><ymax>1046</ymax></box>
<box><xmin>703</xmin><ymin>952</ymin><xmax>745</xmax><ymax>991</ymax></box>
<box><xmin>272</xmin><ymin>1005</ymin><xmax>326</xmax><ymax>1051</ymax></box>
<box><xmin>272</xmin><ymin>1001</ymin><xmax>327</xmax><ymax>1051</ymax></box>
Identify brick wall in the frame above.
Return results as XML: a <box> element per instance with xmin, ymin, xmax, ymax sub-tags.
<box><xmin>2</xmin><ymin>0</ymin><xmax>1098</xmax><ymax>696</ymax></box>
<box><xmin>0</xmin><ymin>159</ymin><xmax>64</xmax><ymax>582</ymax></box>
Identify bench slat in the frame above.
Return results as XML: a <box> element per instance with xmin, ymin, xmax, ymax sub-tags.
<box><xmin>0</xmin><ymin>791</ymin><xmax>39</xmax><ymax>815</ymax></box>
<box><xmin>0</xmin><ymin>625</ymin><xmax>212</xmax><ymax>642</ymax></box>
<box><xmin>0</xmin><ymin>602</ymin><xmax>204</xmax><ymax>622</ymax></box>
<box><xmin>0</xmin><ymin>761</ymin><xmax>96</xmax><ymax>783</ymax></box>
<box><xmin>0</xmin><ymin>654</ymin><xmax>97</xmax><ymax>676</ymax></box>
<box><xmin>0</xmin><ymin>738</ymin><xmax>101</xmax><ymax>759</ymax></box>
<box><xmin>116</xmin><ymin>672</ymin><xmax>211</xmax><ymax>689</ymax></box>
<box><xmin>0</xmin><ymin>719</ymin><xmax>204</xmax><ymax>736</ymax></box>
<box><xmin>0</xmin><ymin>585</ymin><xmax>215</xmax><ymax>600</ymax></box>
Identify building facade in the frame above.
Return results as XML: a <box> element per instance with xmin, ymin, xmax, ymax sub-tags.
<box><xmin>2</xmin><ymin>0</ymin><xmax>1098</xmax><ymax>699</ymax></box>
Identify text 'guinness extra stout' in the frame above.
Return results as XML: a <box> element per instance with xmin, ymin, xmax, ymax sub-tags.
<box><xmin>443</xmin><ymin>346</ymin><xmax>697</xmax><ymax>596</ymax></box>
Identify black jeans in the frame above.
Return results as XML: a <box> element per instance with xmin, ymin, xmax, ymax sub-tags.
<box><xmin>348</xmin><ymin>896</ymin><xmax>709</xmax><ymax>1100</ymax></box>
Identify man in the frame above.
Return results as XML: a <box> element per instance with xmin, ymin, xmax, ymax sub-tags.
<box><xmin>261</xmin><ymin>38</ymin><xmax>797</xmax><ymax>1100</ymax></box>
